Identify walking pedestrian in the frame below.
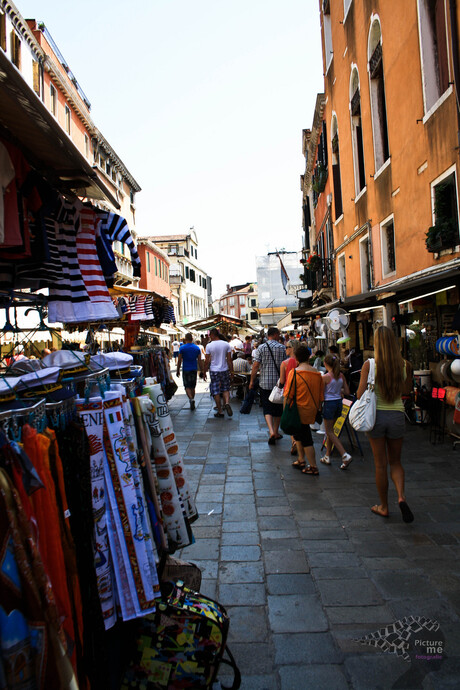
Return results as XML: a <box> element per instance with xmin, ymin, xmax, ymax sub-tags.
<box><xmin>279</xmin><ymin>339</ymin><xmax>300</xmax><ymax>456</ymax></box>
<box><xmin>204</xmin><ymin>328</ymin><xmax>234</xmax><ymax>418</ymax></box>
<box><xmin>356</xmin><ymin>325</ymin><xmax>414</xmax><ymax>522</ymax></box>
<box><xmin>176</xmin><ymin>333</ymin><xmax>203</xmax><ymax>410</ymax></box>
<box><xmin>172</xmin><ymin>338</ymin><xmax>181</xmax><ymax>361</ymax></box>
<box><xmin>284</xmin><ymin>343</ymin><xmax>324</xmax><ymax>475</ymax></box>
<box><xmin>249</xmin><ymin>327</ymin><xmax>287</xmax><ymax>444</ymax></box>
<box><xmin>320</xmin><ymin>353</ymin><xmax>352</xmax><ymax>468</ymax></box>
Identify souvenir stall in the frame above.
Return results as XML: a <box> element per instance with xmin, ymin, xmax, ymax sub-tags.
<box><xmin>0</xmin><ymin>136</ymin><xmax>198</xmax><ymax>687</ymax></box>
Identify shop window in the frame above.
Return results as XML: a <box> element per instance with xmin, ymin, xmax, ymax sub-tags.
<box><xmin>359</xmin><ymin>236</ymin><xmax>371</xmax><ymax>292</ymax></box>
<box><xmin>10</xmin><ymin>31</ymin><xmax>20</xmax><ymax>69</ymax></box>
<box><xmin>331</xmin><ymin>113</ymin><xmax>343</xmax><ymax>219</ymax></box>
<box><xmin>65</xmin><ymin>105</ymin><xmax>71</xmax><ymax>135</ymax></box>
<box><xmin>350</xmin><ymin>67</ymin><xmax>366</xmax><ymax>195</ymax></box>
<box><xmin>418</xmin><ymin>0</ymin><xmax>450</xmax><ymax>113</ymax></box>
<box><xmin>380</xmin><ymin>216</ymin><xmax>396</xmax><ymax>277</ymax></box>
<box><xmin>368</xmin><ymin>18</ymin><xmax>390</xmax><ymax>172</ymax></box>
<box><xmin>338</xmin><ymin>253</ymin><xmax>346</xmax><ymax>298</ymax></box>
<box><xmin>0</xmin><ymin>12</ymin><xmax>6</xmax><ymax>52</ymax></box>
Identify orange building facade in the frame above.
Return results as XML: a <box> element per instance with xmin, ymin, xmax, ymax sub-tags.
<box><xmin>137</xmin><ymin>240</ymin><xmax>171</xmax><ymax>299</ymax></box>
<box><xmin>299</xmin><ymin>0</ymin><xmax>460</xmax><ymax>368</ymax></box>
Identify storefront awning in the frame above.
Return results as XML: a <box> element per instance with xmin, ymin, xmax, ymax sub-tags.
<box><xmin>0</xmin><ymin>51</ymin><xmax>120</xmax><ymax>208</ymax></box>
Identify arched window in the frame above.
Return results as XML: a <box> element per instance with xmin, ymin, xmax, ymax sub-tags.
<box><xmin>417</xmin><ymin>0</ymin><xmax>450</xmax><ymax>113</ymax></box>
<box><xmin>350</xmin><ymin>66</ymin><xmax>366</xmax><ymax>195</ymax></box>
<box><xmin>331</xmin><ymin>113</ymin><xmax>343</xmax><ymax>219</ymax></box>
<box><xmin>368</xmin><ymin>16</ymin><xmax>389</xmax><ymax>172</ymax></box>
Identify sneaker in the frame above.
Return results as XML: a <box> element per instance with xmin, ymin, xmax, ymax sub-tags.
<box><xmin>340</xmin><ymin>453</ymin><xmax>353</xmax><ymax>470</ymax></box>
<box><xmin>320</xmin><ymin>455</ymin><xmax>331</xmax><ymax>465</ymax></box>
<box><xmin>224</xmin><ymin>403</ymin><xmax>233</xmax><ymax>417</ymax></box>
<box><xmin>190</xmin><ymin>400</ymin><xmax>195</xmax><ymax>410</ymax></box>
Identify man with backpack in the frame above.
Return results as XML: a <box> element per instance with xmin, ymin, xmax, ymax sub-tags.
<box><xmin>249</xmin><ymin>327</ymin><xmax>287</xmax><ymax>444</ymax></box>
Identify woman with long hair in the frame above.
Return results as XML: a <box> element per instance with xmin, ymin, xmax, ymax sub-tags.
<box><xmin>279</xmin><ymin>340</ymin><xmax>300</xmax><ymax>456</ymax></box>
<box><xmin>284</xmin><ymin>344</ymin><xmax>324</xmax><ymax>476</ymax></box>
<box><xmin>356</xmin><ymin>326</ymin><xmax>414</xmax><ymax>522</ymax></box>
<box><xmin>321</xmin><ymin>353</ymin><xmax>352</xmax><ymax>468</ymax></box>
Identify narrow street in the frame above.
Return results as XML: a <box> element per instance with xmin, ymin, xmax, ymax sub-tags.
<box><xmin>168</xmin><ymin>381</ymin><xmax>460</xmax><ymax>689</ymax></box>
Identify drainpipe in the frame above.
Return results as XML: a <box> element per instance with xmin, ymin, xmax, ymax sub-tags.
<box><xmin>449</xmin><ymin>0</ymin><xmax>460</xmax><ymax>149</ymax></box>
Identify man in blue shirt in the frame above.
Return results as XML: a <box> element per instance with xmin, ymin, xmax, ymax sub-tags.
<box><xmin>176</xmin><ymin>333</ymin><xmax>204</xmax><ymax>410</ymax></box>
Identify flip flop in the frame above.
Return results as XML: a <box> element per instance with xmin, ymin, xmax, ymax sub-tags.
<box><xmin>268</xmin><ymin>436</ymin><xmax>276</xmax><ymax>445</ymax></box>
<box><xmin>274</xmin><ymin>434</ymin><xmax>283</xmax><ymax>440</ymax></box>
<box><xmin>371</xmin><ymin>505</ymin><xmax>389</xmax><ymax>518</ymax></box>
<box><xmin>399</xmin><ymin>501</ymin><xmax>414</xmax><ymax>523</ymax></box>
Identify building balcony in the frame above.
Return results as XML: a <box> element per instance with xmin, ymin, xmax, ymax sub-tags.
<box><xmin>303</xmin><ymin>257</ymin><xmax>334</xmax><ymax>292</ymax></box>
<box><xmin>170</xmin><ymin>274</ymin><xmax>184</xmax><ymax>285</ymax></box>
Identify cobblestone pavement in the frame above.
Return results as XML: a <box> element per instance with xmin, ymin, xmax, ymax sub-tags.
<box><xmin>169</xmin><ymin>380</ymin><xmax>460</xmax><ymax>689</ymax></box>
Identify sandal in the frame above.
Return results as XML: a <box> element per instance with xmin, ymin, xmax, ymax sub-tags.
<box><xmin>320</xmin><ymin>455</ymin><xmax>331</xmax><ymax>465</ymax></box>
<box><xmin>371</xmin><ymin>505</ymin><xmax>389</xmax><ymax>518</ymax></box>
<box><xmin>291</xmin><ymin>460</ymin><xmax>306</xmax><ymax>470</ymax></box>
<box><xmin>290</xmin><ymin>442</ymin><xmax>297</xmax><ymax>456</ymax></box>
<box><xmin>302</xmin><ymin>465</ymin><xmax>319</xmax><ymax>476</ymax></box>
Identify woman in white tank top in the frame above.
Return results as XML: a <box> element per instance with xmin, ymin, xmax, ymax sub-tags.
<box><xmin>320</xmin><ymin>354</ymin><xmax>352</xmax><ymax>469</ymax></box>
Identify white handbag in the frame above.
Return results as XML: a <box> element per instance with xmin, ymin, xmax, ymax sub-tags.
<box><xmin>269</xmin><ymin>379</ymin><xmax>284</xmax><ymax>404</ymax></box>
<box><xmin>349</xmin><ymin>358</ymin><xmax>376</xmax><ymax>432</ymax></box>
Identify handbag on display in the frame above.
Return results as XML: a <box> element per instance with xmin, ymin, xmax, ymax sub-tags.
<box><xmin>269</xmin><ymin>379</ymin><xmax>284</xmax><ymax>404</ymax></box>
<box><xmin>120</xmin><ymin>580</ymin><xmax>241</xmax><ymax>690</ymax></box>
<box><xmin>349</xmin><ymin>358</ymin><xmax>376</xmax><ymax>432</ymax></box>
<box><xmin>280</xmin><ymin>371</ymin><xmax>302</xmax><ymax>435</ymax></box>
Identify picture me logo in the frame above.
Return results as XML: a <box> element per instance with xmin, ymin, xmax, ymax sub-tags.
<box><xmin>355</xmin><ymin>616</ymin><xmax>445</xmax><ymax>663</ymax></box>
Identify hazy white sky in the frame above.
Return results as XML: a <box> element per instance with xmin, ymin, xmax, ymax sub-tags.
<box><xmin>19</xmin><ymin>0</ymin><xmax>324</xmax><ymax>297</ymax></box>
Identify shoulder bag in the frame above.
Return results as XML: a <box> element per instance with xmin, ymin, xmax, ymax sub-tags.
<box><xmin>280</xmin><ymin>371</ymin><xmax>302</xmax><ymax>435</ymax></box>
<box><xmin>348</xmin><ymin>358</ymin><xmax>376</xmax><ymax>432</ymax></box>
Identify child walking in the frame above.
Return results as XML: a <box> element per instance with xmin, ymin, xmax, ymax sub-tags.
<box><xmin>321</xmin><ymin>353</ymin><xmax>353</xmax><ymax>469</ymax></box>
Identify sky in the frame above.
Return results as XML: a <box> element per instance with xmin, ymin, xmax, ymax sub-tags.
<box><xmin>19</xmin><ymin>0</ymin><xmax>324</xmax><ymax>298</ymax></box>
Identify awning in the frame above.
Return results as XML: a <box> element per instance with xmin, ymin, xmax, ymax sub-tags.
<box><xmin>292</xmin><ymin>298</ymin><xmax>341</xmax><ymax>319</ymax></box>
<box><xmin>0</xmin><ymin>51</ymin><xmax>120</xmax><ymax>208</ymax></box>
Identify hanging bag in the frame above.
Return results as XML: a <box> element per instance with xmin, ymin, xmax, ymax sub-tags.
<box><xmin>121</xmin><ymin>580</ymin><xmax>241</xmax><ymax>690</ymax></box>
<box><xmin>348</xmin><ymin>358</ymin><xmax>376</xmax><ymax>432</ymax></box>
<box><xmin>280</xmin><ymin>371</ymin><xmax>302</xmax><ymax>435</ymax></box>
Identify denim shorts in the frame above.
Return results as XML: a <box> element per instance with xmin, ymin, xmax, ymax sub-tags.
<box><xmin>323</xmin><ymin>399</ymin><xmax>343</xmax><ymax>420</ymax></box>
<box><xmin>367</xmin><ymin>410</ymin><xmax>405</xmax><ymax>439</ymax></box>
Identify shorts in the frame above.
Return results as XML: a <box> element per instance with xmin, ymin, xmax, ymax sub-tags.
<box><xmin>367</xmin><ymin>410</ymin><xmax>405</xmax><ymax>439</ymax></box>
<box><xmin>173</xmin><ymin>352</ymin><xmax>179</xmax><ymax>359</ymax></box>
<box><xmin>293</xmin><ymin>423</ymin><xmax>313</xmax><ymax>448</ymax></box>
<box><xmin>259</xmin><ymin>387</ymin><xmax>283</xmax><ymax>418</ymax></box>
<box><xmin>182</xmin><ymin>370</ymin><xmax>197</xmax><ymax>389</ymax></box>
<box><xmin>323</xmin><ymin>399</ymin><xmax>343</xmax><ymax>420</ymax></box>
<box><xmin>210</xmin><ymin>370</ymin><xmax>231</xmax><ymax>395</ymax></box>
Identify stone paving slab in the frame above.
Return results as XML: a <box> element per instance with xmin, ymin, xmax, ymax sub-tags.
<box><xmin>170</xmin><ymin>385</ymin><xmax>460</xmax><ymax>688</ymax></box>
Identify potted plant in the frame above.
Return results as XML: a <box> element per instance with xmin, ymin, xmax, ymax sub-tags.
<box><xmin>306</xmin><ymin>253</ymin><xmax>323</xmax><ymax>271</ymax></box>
<box><xmin>312</xmin><ymin>162</ymin><xmax>328</xmax><ymax>194</ymax></box>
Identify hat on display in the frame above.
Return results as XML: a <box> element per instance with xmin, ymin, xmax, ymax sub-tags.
<box><xmin>91</xmin><ymin>352</ymin><xmax>133</xmax><ymax>376</ymax></box>
<box><xmin>449</xmin><ymin>358</ymin><xmax>460</xmax><ymax>384</ymax></box>
<box><xmin>16</xmin><ymin>367</ymin><xmax>62</xmax><ymax>397</ymax></box>
<box><xmin>42</xmin><ymin>350</ymin><xmax>90</xmax><ymax>375</ymax></box>
<box><xmin>11</xmin><ymin>358</ymin><xmax>45</xmax><ymax>374</ymax></box>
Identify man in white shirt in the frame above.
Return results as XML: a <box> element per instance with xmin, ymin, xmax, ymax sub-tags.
<box><xmin>204</xmin><ymin>329</ymin><xmax>234</xmax><ymax>417</ymax></box>
<box><xmin>229</xmin><ymin>334</ymin><xmax>244</xmax><ymax>354</ymax></box>
<box><xmin>172</xmin><ymin>339</ymin><xmax>181</xmax><ymax>360</ymax></box>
